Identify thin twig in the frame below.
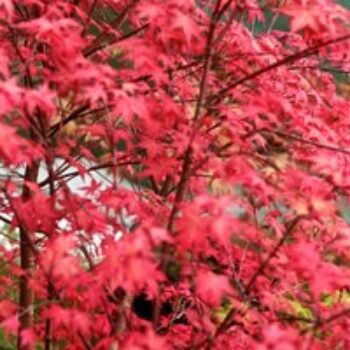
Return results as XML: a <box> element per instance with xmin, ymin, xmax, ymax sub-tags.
<box><xmin>210</xmin><ymin>33</ymin><xmax>350</xmax><ymax>104</ymax></box>
<box><xmin>245</xmin><ymin>128</ymin><xmax>350</xmax><ymax>156</ymax></box>
<box><xmin>83</xmin><ymin>24</ymin><xmax>149</xmax><ymax>57</ymax></box>
<box><xmin>167</xmin><ymin>0</ymin><xmax>223</xmax><ymax>232</ymax></box>
<box><xmin>214</xmin><ymin>216</ymin><xmax>304</xmax><ymax>337</ymax></box>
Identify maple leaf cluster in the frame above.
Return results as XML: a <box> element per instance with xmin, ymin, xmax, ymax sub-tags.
<box><xmin>0</xmin><ymin>0</ymin><xmax>350</xmax><ymax>349</ymax></box>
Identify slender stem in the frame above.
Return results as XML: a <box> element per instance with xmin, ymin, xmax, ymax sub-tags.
<box><xmin>245</xmin><ymin>216</ymin><xmax>303</xmax><ymax>294</ymax></box>
<box><xmin>214</xmin><ymin>216</ymin><xmax>304</xmax><ymax>338</ymax></box>
<box><xmin>44</xmin><ymin>152</ymin><xmax>56</xmax><ymax>350</ymax></box>
<box><xmin>274</xmin><ymin>130</ymin><xmax>350</xmax><ymax>156</ymax></box>
<box><xmin>167</xmin><ymin>0</ymin><xmax>222</xmax><ymax>232</ymax></box>
<box><xmin>14</xmin><ymin>6</ymin><xmax>42</xmax><ymax>346</ymax></box>
<box><xmin>83</xmin><ymin>24</ymin><xmax>149</xmax><ymax>57</ymax></box>
<box><xmin>39</xmin><ymin>160</ymin><xmax>139</xmax><ymax>187</ymax></box>
<box><xmin>18</xmin><ymin>162</ymin><xmax>40</xmax><ymax>350</ymax></box>
<box><xmin>318</xmin><ymin>308</ymin><xmax>350</xmax><ymax>327</ymax></box>
<box><xmin>245</xmin><ymin>128</ymin><xmax>350</xmax><ymax>156</ymax></box>
<box><xmin>83</xmin><ymin>0</ymin><xmax>140</xmax><ymax>54</ymax></box>
<box><xmin>48</xmin><ymin>104</ymin><xmax>90</xmax><ymax>138</ymax></box>
<box><xmin>210</xmin><ymin>33</ymin><xmax>350</xmax><ymax>104</ymax></box>
<box><xmin>81</xmin><ymin>0</ymin><xmax>99</xmax><ymax>37</ymax></box>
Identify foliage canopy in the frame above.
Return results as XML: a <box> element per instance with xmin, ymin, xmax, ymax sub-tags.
<box><xmin>0</xmin><ymin>0</ymin><xmax>350</xmax><ymax>349</ymax></box>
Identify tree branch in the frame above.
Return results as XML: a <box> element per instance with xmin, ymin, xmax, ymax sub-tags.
<box><xmin>167</xmin><ymin>0</ymin><xmax>223</xmax><ymax>232</ymax></box>
<box><xmin>245</xmin><ymin>128</ymin><xmax>350</xmax><ymax>156</ymax></box>
<box><xmin>214</xmin><ymin>216</ymin><xmax>304</xmax><ymax>337</ymax></box>
<box><xmin>39</xmin><ymin>160</ymin><xmax>139</xmax><ymax>187</ymax></box>
<box><xmin>48</xmin><ymin>104</ymin><xmax>90</xmax><ymax>138</ymax></box>
<box><xmin>210</xmin><ymin>33</ymin><xmax>350</xmax><ymax>104</ymax></box>
<box><xmin>83</xmin><ymin>24</ymin><xmax>149</xmax><ymax>57</ymax></box>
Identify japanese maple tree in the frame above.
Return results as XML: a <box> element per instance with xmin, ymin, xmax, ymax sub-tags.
<box><xmin>0</xmin><ymin>0</ymin><xmax>350</xmax><ymax>349</ymax></box>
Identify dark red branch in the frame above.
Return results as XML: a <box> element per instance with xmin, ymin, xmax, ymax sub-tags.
<box><xmin>210</xmin><ymin>33</ymin><xmax>350</xmax><ymax>104</ymax></box>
